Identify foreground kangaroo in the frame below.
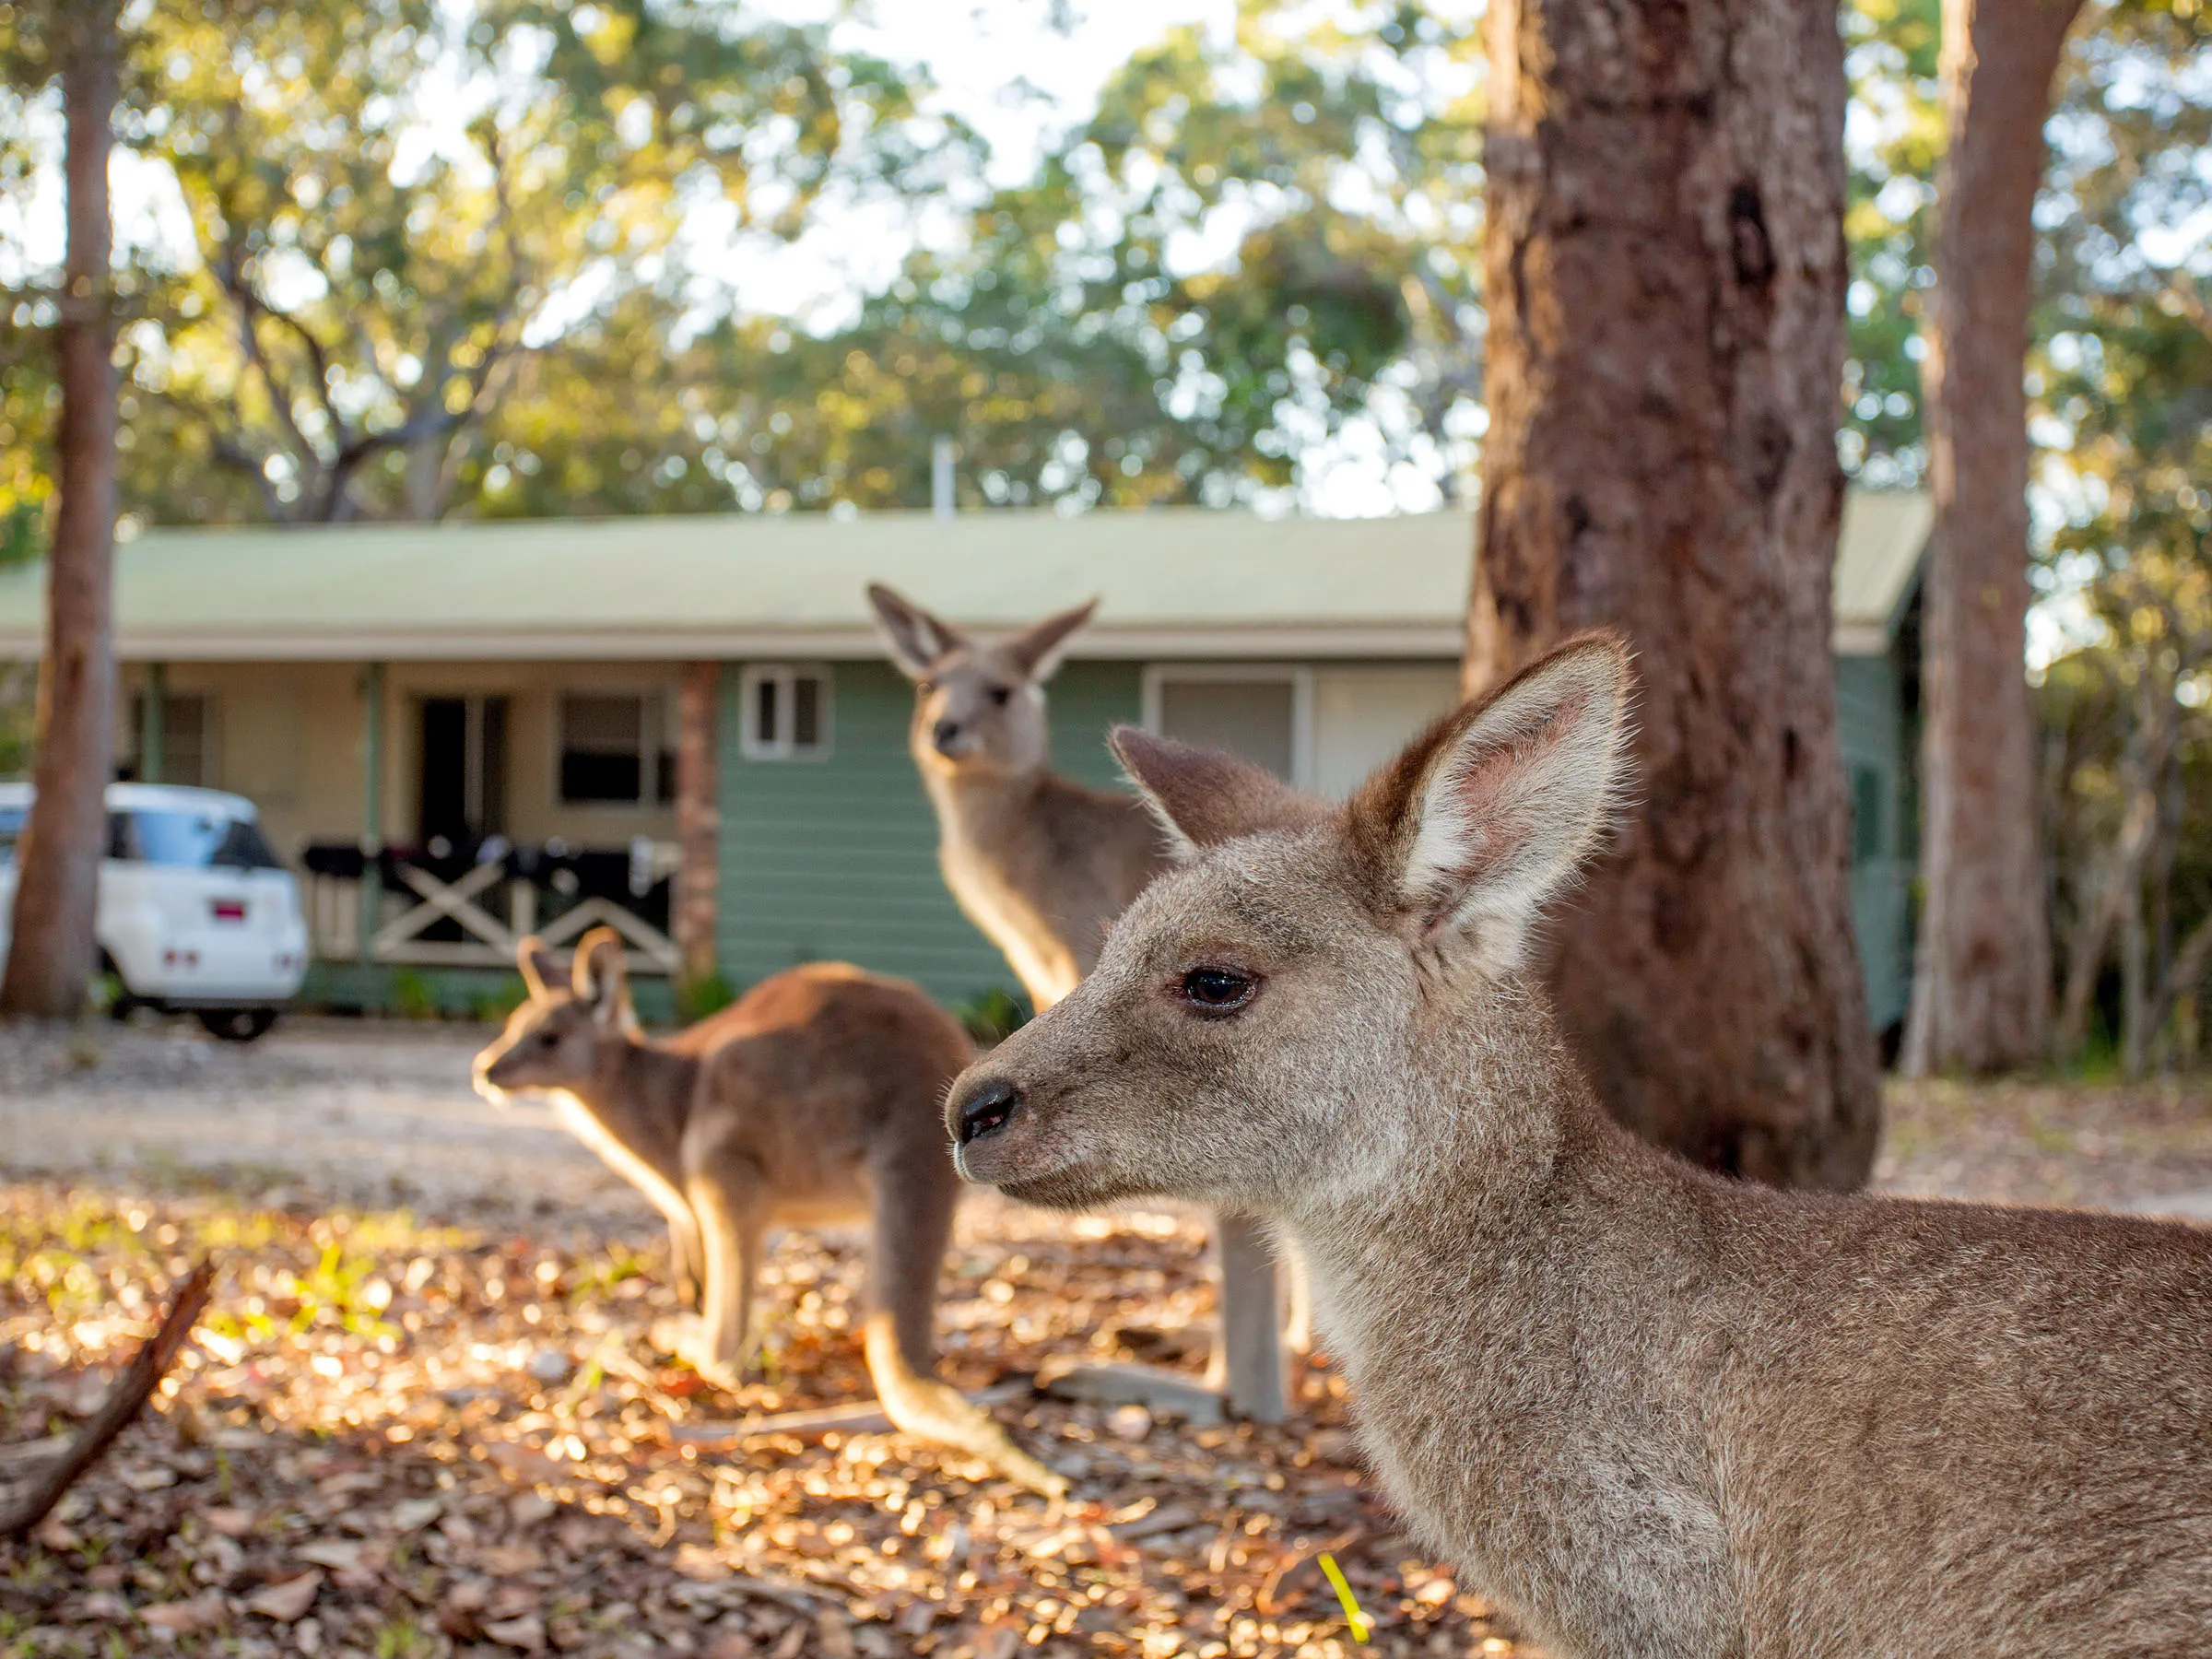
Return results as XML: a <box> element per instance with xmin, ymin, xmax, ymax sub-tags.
<box><xmin>947</xmin><ymin>635</ymin><xmax>2212</xmax><ymax>1656</ymax></box>
<box><xmin>473</xmin><ymin>929</ymin><xmax>1063</xmax><ymax>1497</ymax></box>
<box><xmin>868</xmin><ymin>583</ymin><xmax>1290</xmax><ymax>1419</ymax></box>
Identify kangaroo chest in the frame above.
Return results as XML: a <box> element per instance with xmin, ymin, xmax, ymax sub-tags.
<box><xmin>551</xmin><ymin>1090</ymin><xmax>689</xmax><ymax>1221</ymax></box>
<box><xmin>1298</xmin><ymin>1230</ymin><xmax>1740</xmax><ymax>1659</ymax></box>
<box><xmin>937</xmin><ymin>841</ymin><xmax>1083</xmax><ymax>1006</ymax></box>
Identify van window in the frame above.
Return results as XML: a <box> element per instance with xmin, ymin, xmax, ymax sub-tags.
<box><xmin>0</xmin><ymin>806</ymin><xmax>24</xmax><ymax>861</ymax></box>
<box><xmin>110</xmin><ymin>809</ymin><xmax>283</xmax><ymax>870</ymax></box>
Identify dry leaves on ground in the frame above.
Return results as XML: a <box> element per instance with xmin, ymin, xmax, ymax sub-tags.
<box><xmin>1877</xmin><ymin>1076</ymin><xmax>2212</xmax><ymax>1213</ymax></box>
<box><xmin>0</xmin><ymin>1182</ymin><xmax>1534</xmax><ymax>1659</ymax></box>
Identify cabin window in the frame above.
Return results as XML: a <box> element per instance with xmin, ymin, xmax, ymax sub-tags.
<box><xmin>559</xmin><ymin>691</ymin><xmax>676</xmax><ymax>806</ymax></box>
<box><xmin>1850</xmin><ymin>763</ymin><xmax>1886</xmax><ymax>865</ymax></box>
<box><xmin>124</xmin><ymin>693</ymin><xmax>210</xmax><ymax>787</ymax></box>
<box><xmin>739</xmin><ymin>666</ymin><xmax>832</xmax><ymax>761</ymax></box>
<box><xmin>1144</xmin><ymin>667</ymin><xmax>1311</xmax><ymax>786</ymax></box>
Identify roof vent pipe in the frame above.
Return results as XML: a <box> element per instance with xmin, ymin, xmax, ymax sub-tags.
<box><xmin>931</xmin><ymin>436</ymin><xmax>956</xmax><ymax>522</ymax></box>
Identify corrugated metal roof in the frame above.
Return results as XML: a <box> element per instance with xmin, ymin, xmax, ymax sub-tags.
<box><xmin>0</xmin><ymin>493</ymin><xmax>1926</xmax><ymax>662</ymax></box>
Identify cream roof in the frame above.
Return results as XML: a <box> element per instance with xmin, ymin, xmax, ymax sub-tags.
<box><xmin>0</xmin><ymin>493</ymin><xmax>1925</xmax><ymax>663</ymax></box>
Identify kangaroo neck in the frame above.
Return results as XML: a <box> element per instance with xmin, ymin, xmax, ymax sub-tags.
<box><xmin>566</xmin><ymin>1038</ymin><xmax>699</xmax><ymax>1178</ymax></box>
<box><xmin>1283</xmin><ymin>1006</ymin><xmax>1661</xmax><ymax>1400</ymax></box>
<box><xmin>924</xmin><ymin>762</ymin><xmax>1051</xmax><ymax>849</ymax></box>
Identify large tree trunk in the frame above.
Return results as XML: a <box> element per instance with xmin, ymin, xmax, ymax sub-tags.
<box><xmin>1</xmin><ymin>2</ymin><xmax>122</xmax><ymax>1021</ymax></box>
<box><xmin>1901</xmin><ymin>0</ymin><xmax>2081</xmax><ymax>1076</ymax></box>
<box><xmin>1470</xmin><ymin>0</ymin><xmax>1877</xmax><ymax>1187</ymax></box>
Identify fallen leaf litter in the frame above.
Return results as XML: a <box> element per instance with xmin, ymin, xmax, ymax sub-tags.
<box><xmin>1</xmin><ymin>1180</ymin><xmax>1528</xmax><ymax>1657</ymax></box>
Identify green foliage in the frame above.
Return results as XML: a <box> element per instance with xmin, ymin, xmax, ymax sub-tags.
<box><xmin>730</xmin><ymin>1</ymin><xmax>1485</xmax><ymax>513</ymax></box>
<box><xmin>2030</xmin><ymin>0</ymin><xmax>2212</xmax><ymax>1067</ymax></box>
<box><xmin>5</xmin><ymin>0</ymin><xmax>1486</xmax><ymax>525</ymax></box>
<box><xmin>1838</xmin><ymin>0</ymin><xmax>1941</xmax><ymax>483</ymax></box>
<box><xmin>390</xmin><ymin>967</ymin><xmax>436</xmax><ymax>1020</ymax></box>
<box><xmin>675</xmin><ymin>968</ymin><xmax>736</xmax><ymax>1024</ymax></box>
<box><xmin>957</xmin><ymin>985</ymin><xmax>1030</xmax><ymax>1046</ymax></box>
<box><xmin>470</xmin><ymin>975</ymin><xmax>531</xmax><ymax>1025</ymax></box>
<box><xmin>2</xmin><ymin>0</ymin><xmax>974</xmax><ymax>527</ymax></box>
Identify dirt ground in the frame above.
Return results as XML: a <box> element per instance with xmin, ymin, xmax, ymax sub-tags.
<box><xmin>4</xmin><ymin>1017</ymin><xmax>2211</xmax><ymax>1659</ymax></box>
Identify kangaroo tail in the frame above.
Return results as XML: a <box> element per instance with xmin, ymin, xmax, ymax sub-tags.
<box><xmin>863</xmin><ymin>1313</ymin><xmax>1066</xmax><ymax>1500</ymax></box>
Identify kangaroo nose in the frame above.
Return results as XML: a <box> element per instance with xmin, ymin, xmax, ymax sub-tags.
<box><xmin>933</xmin><ymin>718</ymin><xmax>962</xmax><ymax>752</ymax></box>
<box><xmin>954</xmin><ymin>1078</ymin><xmax>1022</xmax><ymax>1146</ymax></box>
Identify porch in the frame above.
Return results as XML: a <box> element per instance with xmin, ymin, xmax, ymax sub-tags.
<box><xmin>115</xmin><ymin>656</ymin><xmax>724</xmax><ymax>1016</ymax></box>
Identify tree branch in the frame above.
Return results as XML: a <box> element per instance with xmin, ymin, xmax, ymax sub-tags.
<box><xmin>0</xmin><ymin>1258</ymin><xmax>216</xmax><ymax>1539</ymax></box>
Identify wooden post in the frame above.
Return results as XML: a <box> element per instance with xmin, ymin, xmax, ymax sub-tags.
<box><xmin>139</xmin><ymin>661</ymin><xmax>165</xmax><ymax>783</ymax></box>
<box><xmin>675</xmin><ymin>662</ymin><xmax>722</xmax><ymax>992</ymax></box>
<box><xmin>359</xmin><ymin>661</ymin><xmax>384</xmax><ymax>964</ymax></box>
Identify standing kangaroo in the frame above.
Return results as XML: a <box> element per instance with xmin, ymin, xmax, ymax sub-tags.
<box><xmin>867</xmin><ymin>583</ymin><xmax>1289</xmax><ymax>1420</ymax></box>
<box><xmin>947</xmin><ymin>635</ymin><xmax>2212</xmax><ymax>1657</ymax></box>
<box><xmin>473</xmin><ymin>928</ymin><xmax>1063</xmax><ymax>1498</ymax></box>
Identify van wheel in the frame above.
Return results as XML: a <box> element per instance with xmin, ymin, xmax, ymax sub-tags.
<box><xmin>197</xmin><ymin>1008</ymin><xmax>277</xmax><ymax>1043</ymax></box>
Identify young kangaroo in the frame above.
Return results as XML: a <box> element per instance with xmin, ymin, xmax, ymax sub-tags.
<box><xmin>868</xmin><ymin>582</ymin><xmax>1290</xmax><ymax>1419</ymax></box>
<box><xmin>473</xmin><ymin>929</ymin><xmax>1064</xmax><ymax>1498</ymax></box>
<box><xmin>947</xmin><ymin>636</ymin><xmax>2212</xmax><ymax>1657</ymax></box>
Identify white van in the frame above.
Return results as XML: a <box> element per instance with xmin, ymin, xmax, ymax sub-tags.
<box><xmin>0</xmin><ymin>782</ymin><xmax>310</xmax><ymax>1041</ymax></box>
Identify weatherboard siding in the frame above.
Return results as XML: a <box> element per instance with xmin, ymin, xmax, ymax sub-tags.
<box><xmin>714</xmin><ymin>659</ymin><xmax>1142</xmax><ymax>1007</ymax></box>
<box><xmin>1836</xmin><ymin>649</ymin><xmax>1912</xmax><ymax>1034</ymax></box>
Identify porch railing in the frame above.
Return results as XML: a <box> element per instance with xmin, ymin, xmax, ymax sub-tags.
<box><xmin>301</xmin><ymin>838</ymin><xmax>681</xmax><ymax>974</ymax></box>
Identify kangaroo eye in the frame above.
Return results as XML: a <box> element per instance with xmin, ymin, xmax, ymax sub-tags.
<box><xmin>988</xmin><ymin>685</ymin><xmax>1012</xmax><ymax>707</ymax></box>
<box><xmin>535</xmin><ymin>1030</ymin><xmax>559</xmax><ymax>1050</ymax></box>
<box><xmin>1178</xmin><ymin>967</ymin><xmax>1257</xmax><ymax>1014</ymax></box>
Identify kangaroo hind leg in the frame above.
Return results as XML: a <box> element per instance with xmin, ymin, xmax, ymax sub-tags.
<box><xmin>864</xmin><ymin>1163</ymin><xmax>1065</xmax><ymax>1500</ymax></box>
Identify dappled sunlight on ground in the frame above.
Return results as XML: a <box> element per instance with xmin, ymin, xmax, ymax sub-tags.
<box><xmin>0</xmin><ymin>1019</ymin><xmax>1535</xmax><ymax>1659</ymax></box>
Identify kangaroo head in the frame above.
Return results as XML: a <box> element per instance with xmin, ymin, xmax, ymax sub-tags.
<box><xmin>946</xmin><ymin>633</ymin><xmax>1634</xmax><ymax>1214</ymax></box>
<box><xmin>472</xmin><ymin>927</ymin><xmax>638</xmax><ymax>1100</ymax></box>
<box><xmin>867</xmin><ymin>582</ymin><xmax>1098</xmax><ymax>781</ymax></box>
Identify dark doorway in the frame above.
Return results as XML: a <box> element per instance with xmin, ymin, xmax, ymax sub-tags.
<box><xmin>417</xmin><ymin>696</ymin><xmax>508</xmax><ymax>849</ymax></box>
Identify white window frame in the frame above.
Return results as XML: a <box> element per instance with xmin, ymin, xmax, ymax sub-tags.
<box><xmin>737</xmin><ymin>665</ymin><xmax>835</xmax><ymax>762</ymax></box>
<box><xmin>553</xmin><ymin>686</ymin><xmax>678</xmax><ymax>809</ymax></box>
<box><xmin>1140</xmin><ymin>664</ymin><xmax>1314</xmax><ymax>789</ymax></box>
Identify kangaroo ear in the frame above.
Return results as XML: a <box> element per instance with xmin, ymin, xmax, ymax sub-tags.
<box><xmin>1350</xmin><ymin>632</ymin><xmax>1634</xmax><ymax>971</ymax></box>
<box><xmin>1110</xmin><ymin>726</ymin><xmax>1321</xmax><ymax>855</ymax></box>
<box><xmin>572</xmin><ymin>926</ymin><xmax>634</xmax><ymax>1029</ymax></box>
<box><xmin>867</xmin><ymin>583</ymin><xmax>965</xmax><ymax>680</ymax></box>
<box><xmin>1000</xmin><ymin>598</ymin><xmax>1098</xmax><ymax>683</ymax></box>
<box><xmin>516</xmin><ymin>935</ymin><xmax>559</xmax><ymax>999</ymax></box>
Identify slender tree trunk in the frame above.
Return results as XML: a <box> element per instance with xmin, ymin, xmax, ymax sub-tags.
<box><xmin>1</xmin><ymin>2</ymin><xmax>122</xmax><ymax>1020</ymax></box>
<box><xmin>1901</xmin><ymin>0</ymin><xmax>2082</xmax><ymax>1076</ymax></box>
<box><xmin>1470</xmin><ymin>0</ymin><xmax>1877</xmax><ymax>1187</ymax></box>
<box><xmin>2120</xmin><ymin>871</ymin><xmax>2148</xmax><ymax>1077</ymax></box>
<box><xmin>674</xmin><ymin>662</ymin><xmax>721</xmax><ymax>994</ymax></box>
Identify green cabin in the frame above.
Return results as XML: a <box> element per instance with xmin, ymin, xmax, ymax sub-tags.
<box><xmin>0</xmin><ymin>498</ymin><xmax>1927</xmax><ymax>1038</ymax></box>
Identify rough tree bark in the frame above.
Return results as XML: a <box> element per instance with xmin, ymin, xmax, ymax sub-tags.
<box><xmin>1470</xmin><ymin>0</ymin><xmax>1878</xmax><ymax>1186</ymax></box>
<box><xmin>1</xmin><ymin>1</ymin><xmax>122</xmax><ymax>1020</ymax></box>
<box><xmin>1901</xmin><ymin>0</ymin><xmax>2082</xmax><ymax>1077</ymax></box>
